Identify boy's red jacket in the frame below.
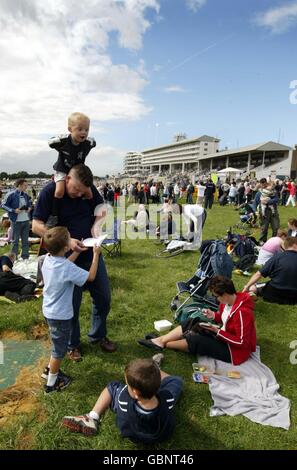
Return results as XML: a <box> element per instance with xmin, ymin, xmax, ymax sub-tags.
<box><xmin>214</xmin><ymin>292</ymin><xmax>256</xmax><ymax>365</ymax></box>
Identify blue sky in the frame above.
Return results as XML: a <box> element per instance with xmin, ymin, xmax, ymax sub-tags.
<box><xmin>0</xmin><ymin>0</ymin><xmax>297</xmax><ymax>176</ymax></box>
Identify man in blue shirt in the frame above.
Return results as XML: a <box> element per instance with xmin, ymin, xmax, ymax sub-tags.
<box><xmin>33</xmin><ymin>164</ymin><xmax>117</xmax><ymax>361</ymax></box>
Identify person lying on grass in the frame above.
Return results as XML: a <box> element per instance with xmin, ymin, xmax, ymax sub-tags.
<box><xmin>62</xmin><ymin>356</ymin><xmax>183</xmax><ymax>444</ymax></box>
<box><xmin>138</xmin><ymin>276</ymin><xmax>256</xmax><ymax>366</ymax></box>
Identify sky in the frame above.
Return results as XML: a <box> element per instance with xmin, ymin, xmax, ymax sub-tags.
<box><xmin>0</xmin><ymin>0</ymin><xmax>297</xmax><ymax>177</ymax></box>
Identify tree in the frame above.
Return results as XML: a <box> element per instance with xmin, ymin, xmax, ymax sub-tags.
<box><xmin>15</xmin><ymin>171</ymin><xmax>29</xmax><ymax>179</ymax></box>
<box><xmin>37</xmin><ymin>171</ymin><xmax>50</xmax><ymax>178</ymax></box>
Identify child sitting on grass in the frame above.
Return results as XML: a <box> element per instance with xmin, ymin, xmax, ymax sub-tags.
<box><xmin>41</xmin><ymin>226</ymin><xmax>101</xmax><ymax>393</ymax></box>
<box><xmin>62</xmin><ymin>356</ymin><xmax>183</xmax><ymax>444</ymax></box>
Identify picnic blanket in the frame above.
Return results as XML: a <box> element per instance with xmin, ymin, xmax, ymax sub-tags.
<box><xmin>12</xmin><ymin>257</ymin><xmax>39</xmax><ymax>281</ymax></box>
<box><xmin>198</xmin><ymin>347</ymin><xmax>290</xmax><ymax>430</ymax></box>
<box><xmin>0</xmin><ymin>295</ymin><xmax>15</xmax><ymax>304</ymax></box>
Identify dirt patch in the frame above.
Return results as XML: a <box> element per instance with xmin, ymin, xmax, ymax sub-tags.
<box><xmin>0</xmin><ymin>324</ymin><xmax>49</xmax><ymax>341</ymax></box>
<box><xmin>0</xmin><ymin>357</ymin><xmax>46</xmax><ymax>439</ymax></box>
<box><xmin>31</xmin><ymin>323</ymin><xmax>48</xmax><ymax>340</ymax></box>
<box><xmin>16</xmin><ymin>432</ymin><xmax>34</xmax><ymax>450</ymax></box>
<box><xmin>0</xmin><ymin>330</ymin><xmax>26</xmax><ymax>341</ymax></box>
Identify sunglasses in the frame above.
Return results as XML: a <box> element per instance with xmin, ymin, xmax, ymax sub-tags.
<box><xmin>213</xmin><ymin>293</ymin><xmax>222</xmax><ymax>299</ymax></box>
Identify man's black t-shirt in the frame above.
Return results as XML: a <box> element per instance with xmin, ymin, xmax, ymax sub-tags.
<box><xmin>49</xmin><ymin>134</ymin><xmax>96</xmax><ymax>173</ymax></box>
<box><xmin>204</xmin><ymin>181</ymin><xmax>216</xmax><ymax>197</ymax></box>
<box><xmin>260</xmin><ymin>251</ymin><xmax>297</xmax><ymax>292</ymax></box>
<box><xmin>33</xmin><ymin>182</ymin><xmax>103</xmax><ymax>262</ymax></box>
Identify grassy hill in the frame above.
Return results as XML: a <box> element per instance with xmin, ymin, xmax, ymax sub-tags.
<box><xmin>0</xmin><ymin>202</ymin><xmax>296</xmax><ymax>450</ymax></box>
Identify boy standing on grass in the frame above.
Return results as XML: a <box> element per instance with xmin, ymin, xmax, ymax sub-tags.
<box><xmin>41</xmin><ymin>226</ymin><xmax>101</xmax><ymax>393</ymax></box>
<box><xmin>62</xmin><ymin>356</ymin><xmax>183</xmax><ymax>444</ymax></box>
<box><xmin>47</xmin><ymin>112</ymin><xmax>96</xmax><ymax>227</ymax></box>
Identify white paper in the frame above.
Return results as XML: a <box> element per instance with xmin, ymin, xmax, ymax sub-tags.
<box><xmin>82</xmin><ymin>234</ymin><xmax>108</xmax><ymax>247</ymax></box>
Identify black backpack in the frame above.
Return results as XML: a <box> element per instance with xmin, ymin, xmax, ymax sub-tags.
<box><xmin>197</xmin><ymin>240</ymin><xmax>233</xmax><ymax>279</ymax></box>
<box><xmin>232</xmin><ymin>236</ymin><xmax>257</xmax><ymax>271</ymax></box>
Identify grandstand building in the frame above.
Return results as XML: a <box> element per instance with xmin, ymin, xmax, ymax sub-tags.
<box><xmin>122</xmin><ymin>137</ymin><xmax>296</xmax><ymax>180</ymax></box>
<box><xmin>123</xmin><ymin>151</ymin><xmax>143</xmax><ymax>176</ymax></box>
<box><xmin>141</xmin><ymin>134</ymin><xmax>220</xmax><ymax>174</ymax></box>
<box><xmin>198</xmin><ymin>141</ymin><xmax>295</xmax><ymax>179</ymax></box>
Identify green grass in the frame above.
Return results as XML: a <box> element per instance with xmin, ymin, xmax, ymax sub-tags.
<box><xmin>0</xmin><ymin>203</ymin><xmax>297</xmax><ymax>450</ymax></box>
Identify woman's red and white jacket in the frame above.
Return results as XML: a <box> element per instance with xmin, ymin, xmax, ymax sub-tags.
<box><xmin>214</xmin><ymin>292</ymin><xmax>256</xmax><ymax>365</ymax></box>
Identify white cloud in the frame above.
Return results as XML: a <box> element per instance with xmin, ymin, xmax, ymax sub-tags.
<box><xmin>163</xmin><ymin>85</ymin><xmax>187</xmax><ymax>93</ymax></box>
<box><xmin>0</xmin><ymin>0</ymin><xmax>159</xmax><ymax>172</ymax></box>
<box><xmin>255</xmin><ymin>1</ymin><xmax>297</xmax><ymax>33</ymax></box>
<box><xmin>153</xmin><ymin>64</ymin><xmax>162</xmax><ymax>72</ymax></box>
<box><xmin>185</xmin><ymin>0</ymin><xmax>207</xmax><ymax>13</ymax></box>
<box><xmin>0</xmin><ymin>136</ymin><xmax>124</xmax><ymax>177</ymax></box>
<box><xmin>87</xmin><ymin>145</ymin><xmax>126</xmax><ymax>177</ymax></box>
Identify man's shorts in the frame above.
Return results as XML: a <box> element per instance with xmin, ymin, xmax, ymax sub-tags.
<box><xmin>257</xmin><ymin>282</ymin><xmax>297</xmax><ymax>305</ymax></box>
<box><xmin>46</xmin><ymin>318</ymin><xmax>72</xmax><ymax>359</ymax></box>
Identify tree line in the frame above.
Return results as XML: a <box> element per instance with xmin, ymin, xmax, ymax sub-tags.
<box><xmin>0</xmin><ymin>171</ymin><xmax>51</xmax><ymax>180</ymax></box>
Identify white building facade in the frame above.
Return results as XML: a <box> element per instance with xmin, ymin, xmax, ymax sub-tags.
<box><xmin>141</xmin><ymin>135</ymin><xmax>220</xmax><ymax>174</ymax></box>
<box><xmin>123</xmin><ymin>152</ymin><xmax>143</xmax><ymax>176</ymax></box>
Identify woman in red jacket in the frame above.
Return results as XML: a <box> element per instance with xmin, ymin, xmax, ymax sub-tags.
<box><xmin>138</xmin><ymin>276</ymin><xmax>256</xmax><ymax>365</ymax></box>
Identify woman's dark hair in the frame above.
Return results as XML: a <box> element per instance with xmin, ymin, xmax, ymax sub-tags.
<box><xmin>208</xmin><ymin>275</ymin><xmax>236</xmax><ymax>296</ymax></box>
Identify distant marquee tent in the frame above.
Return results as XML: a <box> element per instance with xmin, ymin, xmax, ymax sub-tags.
<box><xmin>217</xmin><ymin>167</ymin><xmax>240</xmax><ymax>174</ymax></box>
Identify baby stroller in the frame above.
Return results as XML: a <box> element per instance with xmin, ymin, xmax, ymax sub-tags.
<box><xmin>225</xmin><ymin>230</ymin><xmax>258</xmax><ymax>274</ymax></box>
<box><xmin>170</xmin><ymin>239</ymin><xmax>233</xmax><ymax>320</ymax></box>
<box><xmin>156</xmin><ymin>205</ymin><xmax>207</xmax><ymax>258</ymax></box>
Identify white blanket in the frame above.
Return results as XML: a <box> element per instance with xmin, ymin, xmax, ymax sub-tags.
<box><xmin>198</xmin><ymin>347</ymin><xmax>290</xmax><ymax>430</ymax></box>
<box><xmin>12</xmin><ymin>256</ymin><xmax>38</xmax><ymax>281</ymax></box>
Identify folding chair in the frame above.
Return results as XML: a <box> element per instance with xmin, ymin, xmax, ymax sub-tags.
<box><xmin>101</xmin><ymin>219</ymin><xmax>121</xmax><ymax>257</ymax></box>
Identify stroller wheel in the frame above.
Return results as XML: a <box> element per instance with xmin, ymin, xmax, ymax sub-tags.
<box><xmin>170</xmin><ymin>296</ymin><xmax>180</xmax><ymax>311</ymax></box>
<box><xmin>156</xmin><ymin>246</ymin><xmax>184</xmax><ymax>258</ymax></box>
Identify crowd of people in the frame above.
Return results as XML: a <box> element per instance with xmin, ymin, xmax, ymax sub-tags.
<box><xmin>93</xmin><ymin>175</ymin><xmax>296</xmax><ymax>211</ymax></box>
<box><xmin>0</xmin><ymin>111</ymin><xmax>297</xmax><ymax>445</ymax></box>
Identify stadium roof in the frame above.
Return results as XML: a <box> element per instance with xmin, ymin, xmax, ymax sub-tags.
<box><xmin>143</xmin><ymin>134</ymin><xmax>219</xmax><ymax>153</ymax></box>
<box><xmin>199</xmin><ymin>141</ymin><xmax>292</xmax><ymax>161</ymax></box>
